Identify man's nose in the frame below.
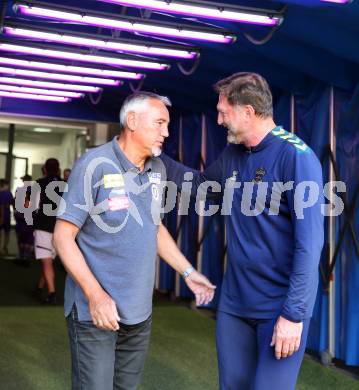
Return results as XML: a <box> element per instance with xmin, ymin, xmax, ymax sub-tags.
<box><xmin>162</xmin><ymin>125</ymin><xmax>169</xmax><ymax>138</ymax></box>
<box><xmin>217</xmin><ymin>113</ymin><xmax>223</xmax><ymax>125</ymax></box>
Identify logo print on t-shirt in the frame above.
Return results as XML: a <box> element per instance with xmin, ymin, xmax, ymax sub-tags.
<box><xmin>151</xmin><ymin>184</ymin><xmax>160</xmax><ymax>201</ymax></box>
<box><xmin>272</xmin><ymin>128</ymin><xmax>309</xmax><ymax>153</ymax></box>
<box><xmin>253</xmin><ymin>167</ymin><xmax>266</xmax><ymax>183</ymax></box>
<box><xmin>229</xmin><ymin>170</ymin><xmax>238</xmax><ymax>182</ymax></box>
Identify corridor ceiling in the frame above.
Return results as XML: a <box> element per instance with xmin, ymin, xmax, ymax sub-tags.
<box><xmin>0</xmin><ymin>0</ymin><xmax>358</xmax><ymax>120</ymax></box>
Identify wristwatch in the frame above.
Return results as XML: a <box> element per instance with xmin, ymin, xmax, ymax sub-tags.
<box><xmin>183</xmin><ymin>266</ymin><xmax>195</xmax><ymax>279</ymax></box>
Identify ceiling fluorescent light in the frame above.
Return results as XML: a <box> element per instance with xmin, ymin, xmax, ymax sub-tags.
<box><xmin>14</xmin><ymin>2</ymin><xmax>236</xmax><ymax>43</ymax></box>
<box><xmin>0</xmin><ymin>57</ymin><xmax>143</xmax><ymax>79</ymax></box>
<box><xmin>4</xmin><ymin>24</ymin><xmax>200</xmax><ymax>59</ymax></box>
<box><xmin>0</xmin><ymin>66</ymin><xmax>121</xmax><ymax>85</ymax></box>
<box><xmin>34</xmin><ymin>127</ymin><xmax>52</xmax><ymax>132</ymax></box>
<box><xmin>101</xmin><ymin>0</ymin><xmax>283</xmax><ymax>26</ymax></box>
<box><xmin>0</xmin><ymin>84</ymin><xmax>83</xmax><ymax>98</ymax></box>
<box><xmin>321</xmin><ymin>0</ymin><xmax>352</xmax><ymax>3</ymax></box>
<box><xmin>0</xmin><ymin>90</ymin><xmax>70</xmax><ymax>102</ymax></box>
<box><xmin>0</xmin><ymin>42</ymin><xmax>169</xmax><ymax>70</ymax></box>
<box><xmin>0</xmin><ymin>76</ymin><xmax>101</xmax><ymax>92</ymax></box>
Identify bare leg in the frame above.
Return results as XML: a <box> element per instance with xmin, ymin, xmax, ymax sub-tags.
<box><xmin>37</xmin><ymin>272</ymin><xmax>46</xmax><ymax>289</ymax></box>
<box><xmin>41</xmin><ymin>258</ymin><xmax>55</xmax><ymax>293</ymax></box>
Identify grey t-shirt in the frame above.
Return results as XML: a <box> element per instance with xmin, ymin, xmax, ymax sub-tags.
<box><xmin>58</xmin><ymin>136</ymin><xmax>166</xmax><ymax>325</ymax></box>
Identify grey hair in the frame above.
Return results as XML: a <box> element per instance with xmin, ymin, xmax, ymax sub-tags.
<box><xmin>119</xmin><ymin>91</ymin><xmax>171</xmax><ymax>131</ymax></box>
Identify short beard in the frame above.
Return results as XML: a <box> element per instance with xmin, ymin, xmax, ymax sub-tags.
<box><xmin>227</xmin><ymin>133</ymin><xmax>238</xmax><ymax>144</ymax></box>
<box><xmin>151</xmin><ymin>146</ymin><xmax>162</xmax><ymax>157</ymax></box>
<box><xmin>227</xmin><ymin>128</ymin><xmax>242</xmax><ymax>144</ymax></box>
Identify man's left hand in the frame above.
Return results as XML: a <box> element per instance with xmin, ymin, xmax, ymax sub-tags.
<box><xmin>271</xmin><ymin>316</ymin><xmax>303</xmax><ymax>359</ymax></box>
<box><xmin>184</xmin><ymin>271</ymin><xmax>216</xmax><ymax>306</ymax></box>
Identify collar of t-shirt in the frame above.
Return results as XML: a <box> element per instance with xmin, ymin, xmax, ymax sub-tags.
<box><xmin>111</xmin><ymin>136</ymin><xmax>153</xmax><ymax>174</ymax></box>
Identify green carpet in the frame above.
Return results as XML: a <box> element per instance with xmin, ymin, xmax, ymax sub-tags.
<box><xmin>0</xmin><ymin>258</ymin><xmax>358</xmax><ymax>390</ymax></box>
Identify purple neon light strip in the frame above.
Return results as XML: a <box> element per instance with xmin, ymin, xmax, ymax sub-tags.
<box><xmin>0</xmin><ymin>57</ymin><xmax>142</xmax><ymax>79</ymax></box>
<box><xmin>0</xmin><ymin>65</ymin><xmax>120</xmax><ymax>86</ymax></box>
<box><xmin>321</xmin><ymin>0</ymin><xmax>350</xmax><ymax>3</ymax></box>
<box><xmin>103</xmin><ymin>0</ymin><xmax>280</xmax><ymax>26</ymax></box>
<box><xmin>16</xmin><ymin>4</ymin><xmax>234</xmax><ymax>43</ymax></box>
<box><xmin>4</xmin><ymin>26</ymin><xmax>198</xmax><ymax>59</ymax></box>
<box><xmin>0</xmin><ymin>83</ymin><xmax>83</xmax><ymax>98</ymax></box>
<box><xmin>0</xmin><ymin>90</ymin><xmax>70</xmax><ymax>102</ymax></box>
<box><xmin>0</xmin><ymin>76</ymin><xmax>101</xmax><ymax>92</ymax></box>
<box><xmin>0</xmin><ymin>43</ymin><xmax>168</xmax><ymax>70</ymax></box>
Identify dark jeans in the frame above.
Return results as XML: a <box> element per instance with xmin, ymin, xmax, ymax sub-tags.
<box><xmin>67</xmin><ymin>305</ymin><xmax>152</xmax><ymax>390</ymax></box>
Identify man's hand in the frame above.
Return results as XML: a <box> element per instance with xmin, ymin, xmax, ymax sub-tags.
<box><xmin>184</xmin><ymin>270</ymin><xmax>216</xmax><ymax>306</ymax></box>
<box><xmin>53</xmin><ymin>219</ymin><xmax>120</xmax><ymax>332</ymax></box>
<box><xmin>88</xmin><ymin>290</ymin><xmax>121</xmax><ymax>332</ymax></box>
<box><xmin>271</xmin><ymin>316</ymin><xmax>303</xmax><ymax>359</ymax></box>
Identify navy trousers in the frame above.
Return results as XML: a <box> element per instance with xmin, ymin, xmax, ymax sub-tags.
<box><xmin>216</xmin><ymin>311</ymin><xmax>310</xmax><ymax>390</ymax></box>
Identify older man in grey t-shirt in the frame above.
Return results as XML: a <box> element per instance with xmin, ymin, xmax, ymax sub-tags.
<box><xmin>53</xmin><ymin>92</ymin><xmax>215</xmax><ymax>390</ymax></box>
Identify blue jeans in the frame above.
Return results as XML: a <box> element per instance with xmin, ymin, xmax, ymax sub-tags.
<box><xmin>67</xmin><ymin>305</ymin><xmax>152</xmax><ymax>390</ymax></box>
<box><xmin>216</xmin><ymin>311</ymin><xmax>310</xmax><ymax>390</ymax></box>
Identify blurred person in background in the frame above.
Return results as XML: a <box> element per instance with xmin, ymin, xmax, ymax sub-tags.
<box><xmin>63</xmin><ymin>168</ymin><xmax>71</xmax><ymax>182</ymax></box>
<box><xmin>14</xmin><ymin>174</ymin><xmax>34</xmax><ymax>264</ymax></box>
<box><xmin>0</xmin><ymin>178</ymin><xmax>14</xmax><ymax>256</ymax></box>
<box><xmin>33</xmin><ymin>158</ymin><xmax>62</xmax><ymax>304</ymax></box>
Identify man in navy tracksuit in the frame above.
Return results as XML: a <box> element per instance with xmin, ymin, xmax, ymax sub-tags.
<box><xmin>161</xmin><ymin>72</ymin><xmax>324</xmax><ymax>389</ymax></box>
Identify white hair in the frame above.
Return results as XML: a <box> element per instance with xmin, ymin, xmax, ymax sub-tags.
<box><xmin>119</xmin><ymin>92</ymin><xmax>171</xmax><ymax>131</ymax></box>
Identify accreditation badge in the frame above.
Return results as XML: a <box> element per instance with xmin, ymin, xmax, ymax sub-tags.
<box><xmin>108</xmin><ymin>195</ymin><xmax>129</xmax><ymax>211</ymax></box>
<box><xmin>148</xmin><ymin>172</ymin><xmax>161</xmax><ymax>184</ymax></box>
<box><xmin>104</xmin><ymin>173</ymin><xmax>124</xmax><ymax>188</ymax></box>
<box><xmin>109</xmin><ymin>188</ymin><xmax>126</xmax><ymax>196</ymax></box>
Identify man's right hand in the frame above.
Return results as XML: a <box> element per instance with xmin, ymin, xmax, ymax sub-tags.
<box><xmin>88</xmin><ymin>290</ymin><xmax>121</xmax><ymax>331</ymax></box>
<box><xmin>53</xmin><ymin>220</ymin><xmax>121</xmax><ymax>332</ymax></box>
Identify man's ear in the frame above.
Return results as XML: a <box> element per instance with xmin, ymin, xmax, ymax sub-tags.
<box><xmin>244</xmin><ymin>105</ymin><xmax>256</xmax><ymax>119</ymax></box>
<box><xmin>126</xmin><ymin>111</ymin><xmax>137</xmax><ymax>131</ymax></box>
